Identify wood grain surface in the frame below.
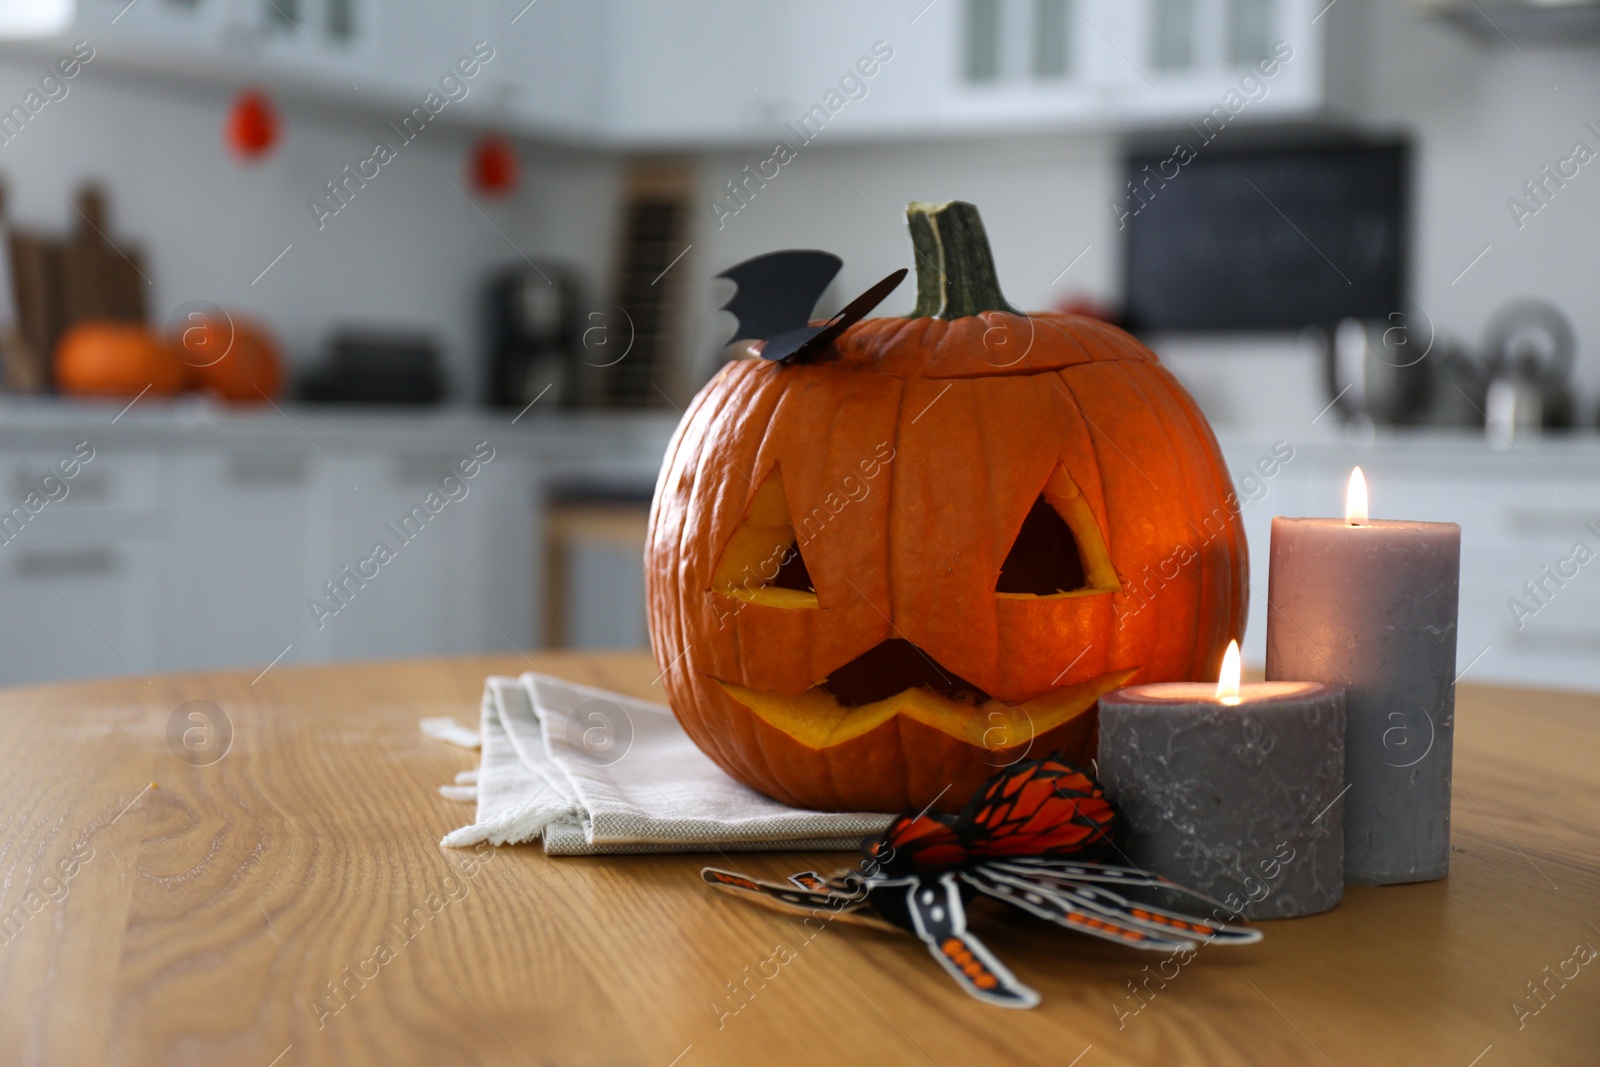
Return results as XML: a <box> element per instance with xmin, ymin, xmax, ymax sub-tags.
<box><xmin>0</xmin><ymin>652</ymin><xmax>1596</xmax><ymax>1066</ymax></box>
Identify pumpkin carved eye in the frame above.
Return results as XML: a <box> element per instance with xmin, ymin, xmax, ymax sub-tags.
<box><xmin>710</xmin><ymin>470</ymin><xmax>820</xmax><ymax>607</ymax></box>
<box><xmin>995</xmin><ymin>467</ymin><xmax>1120</xmax><ymax>599</ymax></box>
<box><xmin>997</xmin><ymin>497</ymin><xmax>1086</xmax><ymax>594</ymax></box>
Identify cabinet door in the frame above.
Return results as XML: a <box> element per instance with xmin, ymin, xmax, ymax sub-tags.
<box><xmin>302</xmin><ymin>446</ymin><xmax>534</xmax><ymax>662</ymax></box>
<box><xmin>598</xmin><ymin>0</ymin><xmax>790</xmax><ymax>143</ymax></box>
<box><xmin>74</xmin><ymin>0</ymin><xmax>231</xmax><ymax>52</ymax></box>
<box><xmin>772</xmin><ymin>0</ymin><xmax>913</xmax><ymax>138</ymax></box>
<box><xmin>479</xmin><ymin>0</ymin><xmax>605</xmax><ymax>136</ymax></box>
<box><xmin>0</xmin><ymin>444</ymin><xmax>168</xmax><ymax>685</ymax></box>
<box><xmin>0</xmin><ymin>539</ymin><xmax>163</xmax><ymax>686</ymax></box>
<box><xmin>915</xmin><ymin>0</ymin><xmax>1327</xmax><ymax>135</ymax></box>
<box><xmin>165</xmin><ymin>451</ymin><xmax>314</xmax><ymax>674</ymax></box>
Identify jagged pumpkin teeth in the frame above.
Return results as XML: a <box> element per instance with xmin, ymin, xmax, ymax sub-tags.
<box><xmin>647</xmin><ymin>200</ymin><xmax>1247</xmax><ymax>814</ymax></box>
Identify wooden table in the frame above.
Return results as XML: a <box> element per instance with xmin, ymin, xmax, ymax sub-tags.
<box><xmin>3</xmin><ymin>653</ymin><xmax>1597</xmax><ymax>1066</ymax></box>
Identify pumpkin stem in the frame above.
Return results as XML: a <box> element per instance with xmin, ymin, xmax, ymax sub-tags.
<box><xmin>906</xmin><ymin>200</ymin><xmax>1021</xmax><ymax>319</ymax></box>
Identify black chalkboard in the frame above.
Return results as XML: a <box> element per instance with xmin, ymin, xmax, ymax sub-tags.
<box><xmin>1122</xmin><ymin>141</ymin><xmax>1409</xmax><ymax>332</ymax></box>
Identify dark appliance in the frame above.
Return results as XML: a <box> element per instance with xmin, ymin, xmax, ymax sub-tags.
<box><xmin>1123</xmin><ymin>140</ymin><xmax>1409</xmax><ymax>332</ymax></box>
<box><xmin>483</xmin><ymin>263</ymin><xmax>582</xmax><ymax>409</ymax></box>
<box><xmin>299</xmin><ymin>329</ymin><xmax>446</xmax><ymax>405</ymax></box>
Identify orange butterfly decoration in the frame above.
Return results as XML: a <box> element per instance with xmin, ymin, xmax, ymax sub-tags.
<box><xmin>703</xmin><ymin>755</ymin><xmax>1261</xmax><ymax>1009</ymax></box>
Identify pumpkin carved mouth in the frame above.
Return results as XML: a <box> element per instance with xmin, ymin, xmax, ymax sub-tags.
<box><xmin>821</xmin><ymin>638</ymin><xmax>992</xmax><ymax>707</ymax></box>
<box><xmin>712</xmin><ymin>637</ymin><xmax>1134</xmax><ymax>753</ymax></box>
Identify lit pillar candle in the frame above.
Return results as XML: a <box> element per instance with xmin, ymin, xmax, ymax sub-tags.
<box><xmin>1097</xmin><ymin>643</ymin><xmax>1346</xmax><ymax>920</ymax></box>
<box><xmin>1266</xmin><ymin>468</ymin><xmax>1461</xmax><ymax>886</ymax></box>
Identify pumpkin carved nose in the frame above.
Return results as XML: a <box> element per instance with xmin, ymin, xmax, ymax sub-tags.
<box><xmin>821</xmin><ymin>638</ymin><xmax>993</xmax><ymax>708</ymax></box>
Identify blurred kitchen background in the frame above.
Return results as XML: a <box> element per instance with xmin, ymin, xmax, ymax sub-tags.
<box><xmin>0</xmin><ymin>0</ymin><xmax>1594</xmax><ymax>690</ymax></box>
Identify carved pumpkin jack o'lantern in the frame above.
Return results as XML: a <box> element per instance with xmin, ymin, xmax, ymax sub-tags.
<box><xmin>646</xmin><ymin>201</ymin><xmax>1247</xmax><ymax>814</ymax></box>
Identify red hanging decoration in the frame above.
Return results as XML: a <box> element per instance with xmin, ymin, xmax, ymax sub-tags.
<box><xmin>226</xmin><ymin>89</ymin><xmax>279</xmax><ymax>162</ymax></box>
<box><xmin>470</xmin><ymin>132</ymin><xmax>519</xmax><ymax>197</ymax></box>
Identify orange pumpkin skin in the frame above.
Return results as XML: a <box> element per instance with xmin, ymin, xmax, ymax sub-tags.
<box><xmin>55</xmin><ymin>322</ymin><xmax>188</xmax><ymax>397</ymax></box>
<box><xmin>645</xmin><ymin>207</ymin><xmax>1247</xmax><ymax>814</ymax></box>
<box><xmin>177</xmin><ymin>317</ymin><xmax>284</xmax><ymax>402</ymax></box>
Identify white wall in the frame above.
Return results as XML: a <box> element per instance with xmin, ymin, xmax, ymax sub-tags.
<box><xmin>1361</xmin><ymin>4</ymin><xmax>1600</xmax><ymax>403</ymax></box>
<box><xmin>680</xmin><ymin>131</ymin><xmax>1119</xmax><ymax>390</ymax></box>
<box><xmin>678</xmin><ymin>4</ymin><xmax>1600</xmax><ymax>427</ymax></box>
<box><xmin>0</xmin><ymin>52</ymin><xmax>619</xmax><ymax>403</ymax></box>
<box><xmin>3</xmin><ymin>3</ymin><xmax>1595</xmax><ymax>424</ymax></box>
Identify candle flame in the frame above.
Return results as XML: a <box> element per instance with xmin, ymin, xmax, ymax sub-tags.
<box><xmin>1216</xmin><ymin>640</ymin><xmax>1242</xmax><ymax>706</ymax></box>
<box><xmin>1346</xmin><ymin>466</ymin><xmax>1368</xmax><ymax>524</ymax></box>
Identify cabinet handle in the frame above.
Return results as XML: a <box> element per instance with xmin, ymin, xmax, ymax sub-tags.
<box><xmin>11</xmin><ymin>547</ymin><xmax>116</xmax><ymax>578</ymax></box>
<box><xmin>227</xmin><ymin>455</ymin><xmax>309</xmax><ymax>486</ymax></box>
<box><xmin>11</xmin><ymin>469</ymin><xmax>110</xmax><ymax>503</ymax></box>
<box><xmin>1507</xmin><ymin>508</ymin><xmax>1600</xmax><ymax>538</ymax></box>
<box><xmin>396</xmin><ymin>456</ymin><xmax>460</xmax><ymax>485</ymax></box>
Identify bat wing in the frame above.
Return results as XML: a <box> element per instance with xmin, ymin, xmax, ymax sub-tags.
<box><xmin>761</xmin><ymin>268</ymin><xmax>906</xmax><ymax>364</ymax></box>
<box><xmin>716</xmin><ymin>250</ymin><xmax>841</xmax><ymax>344</ymax></box>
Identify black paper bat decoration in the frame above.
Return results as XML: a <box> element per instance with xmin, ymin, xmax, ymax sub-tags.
<box><xmin>702</xmin><ymin>756</ymin><xmax>1262</xmax><ymax>1009</ymax></box>
<box><xmin>716</xmin><ymin>250</ymin><xmax>907</xmax><ymax>364</ymax></box>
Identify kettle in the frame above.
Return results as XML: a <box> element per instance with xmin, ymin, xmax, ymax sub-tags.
<box><xmin>1323</xmin><ymin>317</ymin><xmax>1432</xmax><ymax>426</ymax></box>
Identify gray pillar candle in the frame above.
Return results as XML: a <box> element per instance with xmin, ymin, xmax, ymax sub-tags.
<box><xmin>1097</xmin><ymin>658</ymin><xmax>1346</xmax><ymax>921</ymax></box>
<box><xmin>1265</xmin><ymin>470</ymin><xmax>1460</xmax><ymax>886</ymax></box>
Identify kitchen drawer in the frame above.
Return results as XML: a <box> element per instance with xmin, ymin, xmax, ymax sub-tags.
<box><xmin>0</xmin><ymin>539</ymin><xmax>163</xmax><ymax>685</ymax></box>
<box><xmin>2</xmin><ymin>445</ymin><xmax>166</xmax><ymax>514</ymax></box>
<box><xmin>1298</xmin><ymin>470</ymin><xmax>1600</xmax><ymax>543</ymax></box>
<box><xmin>163</xmin><ymin>453</ymin><xmax>314</xmax><ymax>673</ymax></box>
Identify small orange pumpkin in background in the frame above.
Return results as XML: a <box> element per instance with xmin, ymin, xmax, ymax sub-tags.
<box><xmin>55</xmin><ymin>321</ymin><xmax>188</xmax><ymax>397</ymax></box>
<box><xmin>173</xmin><ymin>314</ymin><xmax>283</xmax><ymax>402</ymax></box>
<box><xmin>645</xmin><ymin>201</ymin><xmax>1248</xmax><ymax>814</ymax></box>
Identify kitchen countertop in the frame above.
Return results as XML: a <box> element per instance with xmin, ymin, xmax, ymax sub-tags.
<box><xmin>4</xmin><ymin>394</ymin><xmax>1596</xmax><ymax>464</ymax></box>
<box><xmin>1212</xmin><ymin>424</ymin><xmax>1600</xmax><ymax>478</ymax></box>
<box><xmin>0</xmin><ymin>396</ymin><xmax>684</xmax><ymax>452</ymax></box>
<box><xmin>2</xmin><ymin>651</ymin><xmax>1595</xmax><ymax>1065</ymax></box>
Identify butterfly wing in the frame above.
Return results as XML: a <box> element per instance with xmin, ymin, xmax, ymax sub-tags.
<box><xmin>788</xmin><ymin>871</ymin><xmax>832</xmax><ymax>892</ymax></box>
<box><xmin>902</xmin><ymin>874</ymin><xmax>1038</xmax><ymax>1009</ymax></box>
<box><xmin>701</xmin><ymin>868</ymin><xmax>867</xmax><ymax>914</ymax></box>
<box><xmin>994</xmin><ymin>859</ymin><xmax>1262</xmax><ymax>940</ymax></box>
<box><xmin>702</xmin><ymin>868</ymin><xmax>904</xmax><ymax>933</ymax></box>
<box><xmin>962</xmin><ymin>869</ymin><xmax>1201</xmax><ymax>954</ymax></box>
<box><xmin>958</xmin><ymin>757</ymin><xmax>1118</xmax><ymax>862</ymax></box>
<box><xmin>990</xmin><ymin>858</ymin><xmax>1173</xmax><ymax>887</ymax></box>
<box><xmin>870</xmin><ymin>809</ymin><xmax>971</xmax><ymax>875</ymax></box>
<box><xmin>973</xmin><ymin>867</ymin><xmax>1262</xmax><ymax>947</ymax></box>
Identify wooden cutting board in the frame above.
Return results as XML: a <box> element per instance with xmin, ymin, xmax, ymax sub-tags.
<box><xmin>1</xmin><ymin>182</ymin><xmax>150</xmax><ymax>390</ymax></box>
<box><xmin>59</xmin><ymin>184</ymin><xmax>146</xmax><ymax>325</ymax></box>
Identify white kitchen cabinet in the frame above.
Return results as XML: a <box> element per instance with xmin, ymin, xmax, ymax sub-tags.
<box><xmin>304</xmin><ymin>450</ymin><xmax>467</xmax><ymax>663</ymax></box>
<box><xmin>0</xmin><ymin>404</ymin><xmax>675</xmax><ymax>686</ymax></box>
<box><xmin>592</xmin><ymin>0</ymin><xmax>790</xmax><ymax>145</ymax></box>
<box><xmin>0</xmin><ymin>537</ymin><xmax>165</xmax><ymax>685</ymax></box>
<box><xmin>478</xmin><ymin>0</ymin><xmax>605</xmax><ymax>138</ymax></box>
<box><xmin>45</xmin><ymin>0</ymin><xmax>481</xmax><ymax>121</ymax></box>
<box><xmin>0</xmin><ymin>436</ymin><xmax>170</xmax><ymax>684</ymax></box>
<box><xmin>302</xmin><ymin>445</ymin><xmax>538</xmax><ymax>663</ymax></box>
<box><xmin>0</xmin><ymin>442</ymin><xmax>170</xmax><ymax>684</ymax></box>
<box><xmin>72</xmin><ymin>0</ymin><xmax>231</xmax><ymax>54</ymax></box>
<box><xmin>1217</xmin><ymin>432</ymin><xmax>1600</xmax><ymax>692</ymax></box>
<box><xmin>1</xmin><ymin>0</ymin><xmax>1355</xmax><ymax>146</ymax></box>
<box><xmin>167</xmin><ymin>449</ymin><xmax>315</xmax><ymax>673</ymax></box>
<box><xmin>905</xmin><ymin>0</ymin><xmax>1339</xmax><ymax>136</ymax></box>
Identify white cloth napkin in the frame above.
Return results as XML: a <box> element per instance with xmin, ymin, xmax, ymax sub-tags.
<box><xmin>430</xmin><ymin>674</ymin><xmax>892</xmax><ymax>855</ymax></box>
